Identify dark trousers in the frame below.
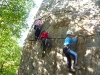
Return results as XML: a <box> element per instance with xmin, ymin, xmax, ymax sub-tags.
<box><xmin>41</xmin><ymin>38</ymin><xmax>52</xmax><ymax>57</ymax></box>
<box><xmin>34</xmin><ymin>25</ymin><xmax>41</xmax><ymax>40</ymax></box>
<box><xmin>63</xmin><ymin>47</ymin><xmax>71</xmax><ymax>69</ymax></box>
<box><xmin>41</xmin><ymin>38</ymin><xmax>47</xmax><ymax>51</ymax></box>
<box><xmin>41</xmin><ymin>38</ymin><xmax>51</xmax><ymax>51</ymax></box>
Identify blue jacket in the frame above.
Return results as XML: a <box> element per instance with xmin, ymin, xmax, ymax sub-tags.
<box><xmin>64</xmin><ymin>36</ymin><xmax>77</xmax><ymax>47</ymax></box>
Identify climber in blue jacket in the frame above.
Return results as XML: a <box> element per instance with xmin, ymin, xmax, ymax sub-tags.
<box><xmin>63</xmin><ymin>30</ymin><xmax>80</xmax><ymax>72</ymax></box>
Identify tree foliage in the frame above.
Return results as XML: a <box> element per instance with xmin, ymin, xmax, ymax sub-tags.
<box><xmin>0</xmin><ymin>0</ymin><xmax>35</xmax><ymax>75</ymax></box>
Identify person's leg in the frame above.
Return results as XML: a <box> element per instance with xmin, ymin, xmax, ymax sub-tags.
<box><xmin>41</xmin><ymin>38</ymin><xmax>46</xmax><ymax>57</ymax></box>
<box><xmin>34</xmin><ymin>27</ymin><xmax>38</xmax><ymax>40</ymax></box>
<box><xmin>45</xmin><ymin>39</ymin><xmax>51</xmax><ymax>48</ymax></box>
<box><xmin>66</xmin><ymin>54</ymin><xmax>71</xmax><ymax>70</ymax></box>
<box><xmin>35</xmin><ymin>28</ymin><xmax>41</xmax><ymax>40</ymax></box>
<box><xmin>68</xmin><ymin>50</ymin><xmax>80</xmax><ymax>69</ymax></box>
<box><xmin>63</xmin><ymin>47</ymin><xmax>71</xmax><ymax>70</ymax></box>
<box><xmin>41</xmin><ymin>38</ymin><xmax>46</xmax><ymax>51</ymax></box>
<box><xmin>68</xmin><ymin>50</ymin><xmax>77</xmax><ymax>65</ymax></box>
<box><xmin>37</xmin><ymin>28</ymin><xmax>41</xmax><ymax>39</ymax></box>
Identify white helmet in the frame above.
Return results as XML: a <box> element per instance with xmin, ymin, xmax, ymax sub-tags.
<box><xmin>66</xmin><ymin>30</ymin><xmax>74</xmax><ymax>35</ymax></box>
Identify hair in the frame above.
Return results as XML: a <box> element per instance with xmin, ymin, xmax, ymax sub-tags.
<box><xmin>38</xmin><ymin>18</ymin><xmax>41</xmax><ymax>20</ymax></box>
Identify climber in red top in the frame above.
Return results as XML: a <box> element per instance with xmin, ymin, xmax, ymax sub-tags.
<box><xmin>39</xmin><ymin>30</ymin><xmax>51</xmax><ymax>57</ymax></box>
<box><xmin>40</xmin><ymin>31</ymin><xmax>48</xmax><ymax>40</ymax></box>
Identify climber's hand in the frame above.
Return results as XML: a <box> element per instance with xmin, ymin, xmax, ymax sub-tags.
<box><xmin>75</xmin><ymin>35</ymin><xmax>78</xmax><ymax>38</ymax></box>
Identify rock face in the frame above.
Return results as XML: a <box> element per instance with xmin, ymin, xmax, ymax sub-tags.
<box><xmin>18</xmin><ymin>0</ymin><xmax>100</xmax><ymax>75</ymax></box>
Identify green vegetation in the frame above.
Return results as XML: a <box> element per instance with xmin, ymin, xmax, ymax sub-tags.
<box><xmin>0</xmin><ymin>0</ymin><xmax>35</xmax><ymax>75</ymax></box>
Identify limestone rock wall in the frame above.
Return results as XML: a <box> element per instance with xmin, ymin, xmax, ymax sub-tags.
<box><xmin>18</xmin><ymin>0</ymin><xmax>100</xmax><ymax>75</ymax></box>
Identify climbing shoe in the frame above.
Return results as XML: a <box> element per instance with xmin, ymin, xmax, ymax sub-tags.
<box><xmin>73</xmin><ymin>65</ymin><xmax>80</xmax><ymax>69</ymax></box>
<box><xmin>68</xmin><ymin>69</ymin><xmax>75</xmax><ymax>73</ymax></box>
<box><xmin>42</xmin><ymin>52</ymin><xmax>45</xmax><ymax>57</ymax></box>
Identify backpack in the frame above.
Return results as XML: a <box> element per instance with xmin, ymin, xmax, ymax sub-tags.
<box><xmin>40</xmin><ymin>31</ymin><xmax>48</xmax><ymax>40</ymax></box>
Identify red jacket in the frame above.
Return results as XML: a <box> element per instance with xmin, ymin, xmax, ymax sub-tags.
<box><xmin>40</xmin><ymin>31</ymin><xmax>48</xmax><ymax>40</ymax></box>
